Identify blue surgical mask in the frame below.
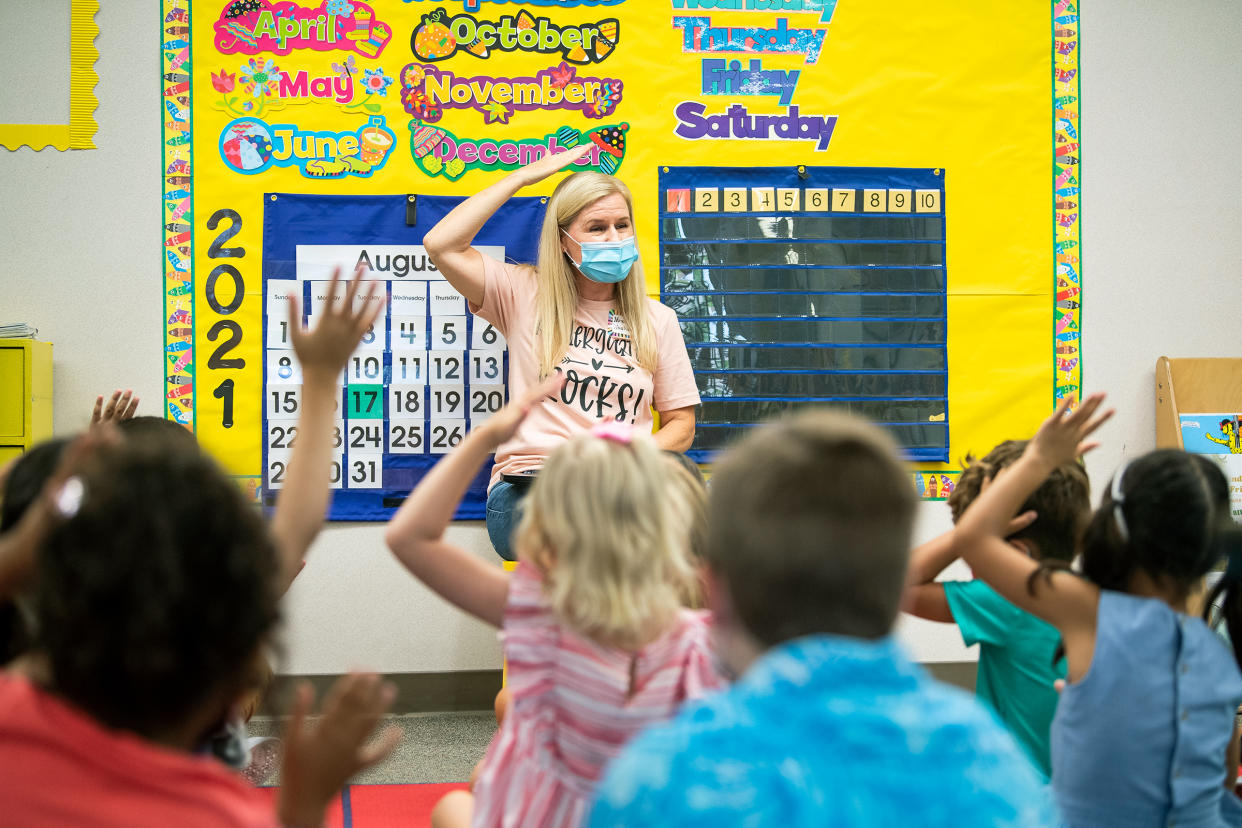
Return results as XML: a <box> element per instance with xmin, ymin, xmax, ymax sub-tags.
<box><xmin>562</xmin><ymin>230</ymin><xmax>639</xmax><ymax>284</ymax></box>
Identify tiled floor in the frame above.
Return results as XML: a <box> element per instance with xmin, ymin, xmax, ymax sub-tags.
<box><xmin>245</xmin><ymin>663</ymin><xmax>975</xmax><ymax>786</ymax></box>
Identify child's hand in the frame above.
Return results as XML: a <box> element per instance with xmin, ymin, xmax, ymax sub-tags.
<box><xmin>480</xmin><ymin>374</ymin><xmax>566</xmax><ymax>447</ymax></box>
<box><xmin>979</xmin><ymin>472</ymin><xmax>1039</xmax><ymax>538</ymax></box>
<box><xmin>512</xmin><ymin>143</ymin><xmax>593</xmax><ymax>188</ymax></box>
<box><xmin>278</xmin><ymin>672</ymin><xmax>402</xmax><ymax>827</ymax></box>
<box><xmin>1005</xmin><ymin>509</ymin><xmax>1038</xmax><ymax>538</ymax></box>
<box><xmin>1026</xmin><ymin>392</ymin><xmax>1112</xmax><ymax>470</ymax></box>
<box><xmin>289</xmin><ymin>265</ymin><xmax>382</xmax><ymax>384</ymax></box>
<box><xmin>90</xmin><ymin>390</ymin><xmax>139</xmax><ymax>427</ymax></box>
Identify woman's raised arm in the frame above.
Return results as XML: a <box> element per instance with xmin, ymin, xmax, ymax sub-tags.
<box><xmin>422</xmin><ymin>144</ymin><xmax>593</xmax><ymax>307</ymax></box>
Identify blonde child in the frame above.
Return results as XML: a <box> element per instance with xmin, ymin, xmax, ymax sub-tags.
<box><xmin>953</xmin><ymin>393</ymin><xmax>1242</xmax><ymax>826</ymax></box>
<box><xmin>490</xmin><ymin>449</ymin><xmax>708</xmax><ymax>726</ymax></box>
<box><xmin>385</xmin><ymin>378</ymin><xmax>722</xmax><ymax>828</ymax></box>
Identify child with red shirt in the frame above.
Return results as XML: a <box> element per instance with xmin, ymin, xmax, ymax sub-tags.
<box><xmin>0</xmin><ymin>268</ymin><xmax>399</xmax><ymax>827</ymax></box>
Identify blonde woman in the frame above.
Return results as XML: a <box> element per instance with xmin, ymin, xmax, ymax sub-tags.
<box><xmin>385</xmin><ymin>378</ymin><xmax>722</xmax><ymax>828</ymax></box>
<box><xmin>422</xmin><ymin>146</ymin><xmax>700</xmax><ymax>559</ymax></box>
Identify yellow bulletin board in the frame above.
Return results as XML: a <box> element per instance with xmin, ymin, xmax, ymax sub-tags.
<box><xmin>161</xmin><ymin>0</ymin><xmax>1081</xmax><ymax>511</ymax></box>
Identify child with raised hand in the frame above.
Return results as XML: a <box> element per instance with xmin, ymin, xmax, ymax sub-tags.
<box><xmin>0</xmin><ymin>431</ymin><xmax>401</xmax><ymax>827</ymax></box>
<box><xmin>2</xmin><ymin>268</ymin><xmax>382</xmax><ymax>785</ymax></box>
<box><xmin>952</xmin><ymin>393</ymin><xmax>1242</xmax><ymax>827</ymax></box>
<box><xmin>216</xmin><ymin>263</ymin><xmax>384</xmax><ymax>776</ymax></box>
<box><xmin>385</xmin><ymin>377</ymin><xmax>722</xmax><ymax>828</ymax></box>
<box><xmin>904</xmin><ymin>439</ymin><xmax>1090</xmax><ymax>779</ymax></box>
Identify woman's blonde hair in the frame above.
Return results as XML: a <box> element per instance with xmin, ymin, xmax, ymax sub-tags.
<box><xmin>513</xmin><ymin>432</ymin><xmax>697</xmax><ymax>650</ymax></box>
<box><xmin>529</xmin><ymin>171</ymin><xmax>658</xmax><ymax>379</ymax></box>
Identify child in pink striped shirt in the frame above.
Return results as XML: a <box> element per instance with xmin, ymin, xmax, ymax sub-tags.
<box><xmin>385</xmin><ymin>377</ymin><xmax>723</xmax><ymax>828</ymax></box>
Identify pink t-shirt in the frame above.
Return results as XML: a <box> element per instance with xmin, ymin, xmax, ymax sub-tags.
<box><xmin>471</xmin><ymin>255</ymin><xmax>701</xmax><ymax>488</ymax></box>
<box><xmin>0</xmin><ymin>673</ymin><xmax>277</xmax><ymax>827</ymax></box>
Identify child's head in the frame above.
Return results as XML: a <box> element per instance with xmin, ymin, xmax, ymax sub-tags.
<box><xmin>661</xmin><ymin>452</ymin><xmax>708</xmax><ymax>607</ymax></box>
<box><xmin>662</xmin><ymin>451</ymin><xmax>707</xmax><ymax>562</ymax></box>
<box><xmin>949</xmin><ymin>439</ymin><xmax>1090</xmax><ymax>563</ymax></box>
<box><xmin>514</xmin><ymin>430</ymin><xmax>696</xmax><ymax>649</ymax></box>
<box><xmin>117</xmin><ymin>415</ymin><xmax>199</xmax><ymax>447</ymax></box>
<box><xmin>32</xmin><ymin>434</ymin><xmax>281</xmax><ymax>740</ymax></box>
<box><xmin>0</xmin><ymin>438</ymin><xmax>72</xmax><ymax>664</ymax></box>
<box><xmin>705</xmin><ymin>410</ymin><xmax>916</xmax><ymax>665</ymax></box>
<box><xmin>1081</xmin><ymin>449</ymin><xmax>1229</xmax><ymax>596</ymax></box>
<box><xmin>1</xmin><ymin>439</ymin><xmax>71</xmax><ymax>532</ymax></box>
<box><xmin>1079</xmin><ymin>449</ymin><xmax>1242</xmax><ymax>668</ymax></box>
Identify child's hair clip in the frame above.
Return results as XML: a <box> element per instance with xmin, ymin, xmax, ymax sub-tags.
<box><xmin>592</xmin><ymin>421</ymin><xmax>635</xmax><ymax>445</ymax></box>
<box><xmin>54</xmin><ymin>476</ymin><xmax>85</xmax><ymax>518</ymax></box>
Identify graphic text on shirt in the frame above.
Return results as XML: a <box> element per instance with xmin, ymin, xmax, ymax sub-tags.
<box><xmin>570</xmin><ymin>321</ymin><xmax>633</xmax><ymax>357</ymax></box>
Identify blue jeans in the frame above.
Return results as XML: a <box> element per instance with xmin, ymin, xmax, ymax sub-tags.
<box><xmin>485</xmin><ymin>481</ymin><xmax>530</xmax><ymax>561</ymax></box>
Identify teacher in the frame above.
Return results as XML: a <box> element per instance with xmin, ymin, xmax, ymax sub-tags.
<box><xmin>423</xmin><ymin>145</ymin><xmax>701</xmax><ymax>560</ymax></box>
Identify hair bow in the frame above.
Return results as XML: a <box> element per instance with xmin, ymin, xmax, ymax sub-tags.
<box><xmin>591</xmin><ymin>421</ymin><xmax>634</xmax><ymax>445</ymax></box>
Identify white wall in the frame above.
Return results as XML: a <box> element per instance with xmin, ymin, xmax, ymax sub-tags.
<box><xmin>1077</xmin><ymin>2</ymin><xmax>1242</xmax><ymax>490</ymax></box>
<box><xmin>2</xmin><ymin>1</ymin><xmax>1239</xmax><ymax>674</ymax></box>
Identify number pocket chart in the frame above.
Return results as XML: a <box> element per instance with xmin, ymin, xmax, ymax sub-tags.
<box><xmin>662</xmin><ymin>166</ymin><xmax>947</xmax><ymax>463</ymax></box>
<box><xmin>263</xmin><ymin>193</ymin><xmax>545</xmax><ymax>520</ymax></box>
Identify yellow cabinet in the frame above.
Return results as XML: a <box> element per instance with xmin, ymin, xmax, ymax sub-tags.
<box><xmin>0</xmin><ymin>340</ymin><xmax>52</xmax><ymax>459</ymax></box>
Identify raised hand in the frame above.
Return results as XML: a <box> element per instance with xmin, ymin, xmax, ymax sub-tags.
<box><xmin>90</xmin><ymin>390</ymin><xmax>139</xmax><ymax>428</ymax></box>
<box><xmin>288</xmin><ymin>265</ymin><xmax>382</xmax><ymax>383</ymax></box>
<box><xmin>269</xmin><ymin>264</ymin><xmax>382</xmax><ymax>592</ymax></box>
<box><xmin>278</xmin><ymin>673</ymin><xmax>402</xmax><ymax>827</ymax></box>
<box><xmin>512</xmin><ymin>143</ymin><xmax>594</xmax><ymax>188</ymax></box>
<box><xmin>1026</xmin><ymin>392</ymin><xmax>1113</xmax><ymax>469</ymax></box>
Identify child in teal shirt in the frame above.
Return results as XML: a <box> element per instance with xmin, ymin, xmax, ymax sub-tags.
<box><xmin>904</xmin><ymin>440</ymin><xmax>1090</xmax><ymax>779</ymax></box>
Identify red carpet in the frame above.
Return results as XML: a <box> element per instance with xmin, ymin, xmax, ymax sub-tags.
<box><xmin>258</xmin><ymin>783</ymin><xmax>468</xmax><ymax>827</ymax></box>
